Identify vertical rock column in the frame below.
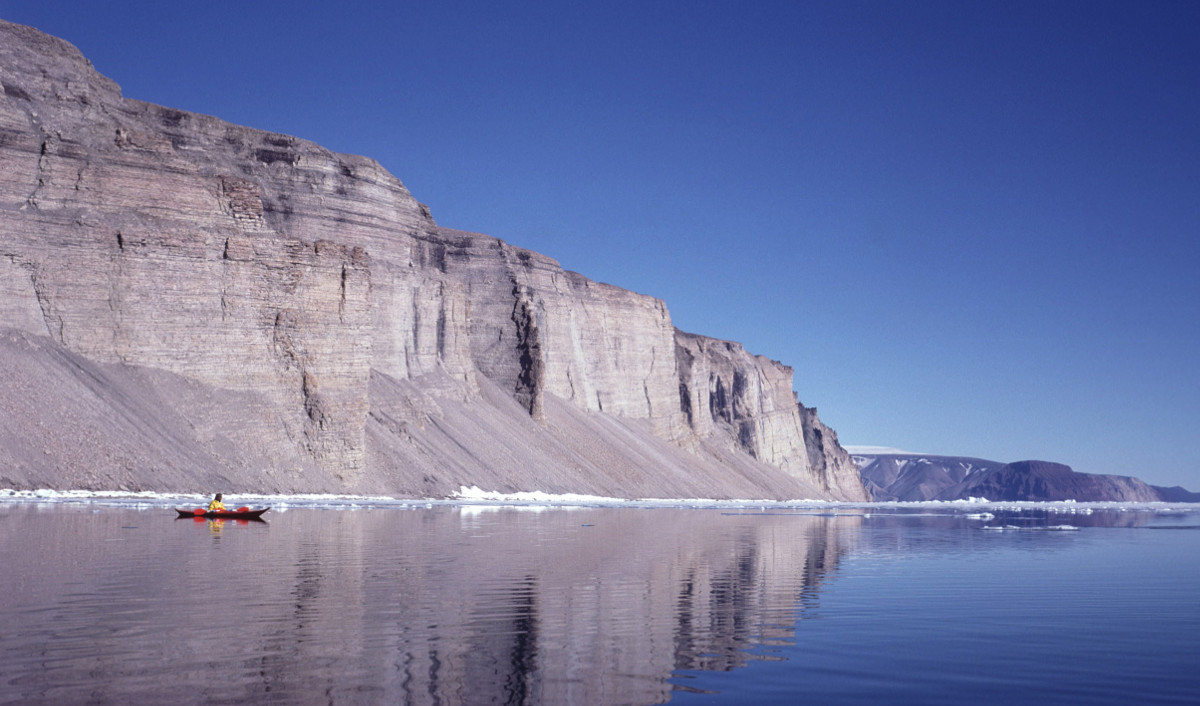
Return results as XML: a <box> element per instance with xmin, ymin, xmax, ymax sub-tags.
<box><xmin>511</xmin><ymin>284</ymin><xmax>546</xmax><ymax>421</ymax></box>
<box><xmin>675</xmin><ymin>331</ymin><xmax>815</xmax><ymax>480</ymax></box>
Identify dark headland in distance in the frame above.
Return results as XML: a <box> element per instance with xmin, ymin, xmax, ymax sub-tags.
<box><xmin>852</xmin><ymin>452</ymin><xmax>1200</xmax><ymax>503</ymax></box>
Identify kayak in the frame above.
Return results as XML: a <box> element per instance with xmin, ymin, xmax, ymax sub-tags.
<box><xmin>175</xmin><ymin>507</ymin><xmax>270</xmax><ymax>520</ymax></box>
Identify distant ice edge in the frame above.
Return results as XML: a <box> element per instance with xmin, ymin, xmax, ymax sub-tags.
<box><xmin>1</xmin><ymin>487</ymin><xmax>1197</xmax><ymax>512</ymax></box>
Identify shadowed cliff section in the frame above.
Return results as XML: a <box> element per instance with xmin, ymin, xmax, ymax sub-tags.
<box><xmin>0</xmin><ymin>19</ymin><xmax>867</xmax><ymax>500</ymax></box>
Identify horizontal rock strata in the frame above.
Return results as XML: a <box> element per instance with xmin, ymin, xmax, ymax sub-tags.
<box><xmin>0</xmin><ymin>19</ymin><xmax>866</xmax><ymax>500</ymax></box>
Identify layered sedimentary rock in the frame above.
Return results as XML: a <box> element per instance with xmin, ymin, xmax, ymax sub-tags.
<box><xmin>0</xmin><ymin>19</ymin><xmax>867</xmax><ymax>500</ymax></box>
<box><xmin>675</xmin><ymin>332</ymin><xmax>863</xmax><ymax>499</ymax></box>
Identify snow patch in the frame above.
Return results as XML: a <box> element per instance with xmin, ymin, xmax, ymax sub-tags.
<box><xmin>981</xmin><ymin>524</ymin><xmax>1080</xmax><ymax>531</ymax></box>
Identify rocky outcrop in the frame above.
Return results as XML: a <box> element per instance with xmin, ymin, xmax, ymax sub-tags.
<box><xmin>675</xmin><ymin>333</ymin><xmax>863</xmax><ymax>498</ymax></box>
<box><xmin>0</xmin><ymin>19</ymin><xmax>867</xmax><ymax>500</ymax></box>
<box><xmin>799</xmin><ymin>405</ymin><xmax>864</xmax><ymax>499</ymax></box>
<box><xmin>853</xmin><ymin>453</ymin><xmax>1192</xmax><ymax>502</ymax></box>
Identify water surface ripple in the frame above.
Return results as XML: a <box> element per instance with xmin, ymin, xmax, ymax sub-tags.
<box><xmin>1</xmin><ymin>503</ymin><xmax>1197</xmax><ymax>704</ymax></box>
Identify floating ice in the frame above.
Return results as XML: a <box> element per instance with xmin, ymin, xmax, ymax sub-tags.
<box><xmin>981</xmin><ymin>524</ymin><xmax>1080</xmax><ymax>531</ymax></box>
<box><xmin>452</xmin><ymin>486</ymin><xmax>620</xmax><ymax>507</ymax></box>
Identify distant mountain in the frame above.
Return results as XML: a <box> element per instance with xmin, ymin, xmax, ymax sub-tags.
<box><xmin>852</xmin><ymin>453</ymin><xmax>1200</xmax><ymax>502</ymax></box>
<box><xmin>853</xmin><ymin>454</ymin><xmax>1003</xmax><ymax>501</ymax></box>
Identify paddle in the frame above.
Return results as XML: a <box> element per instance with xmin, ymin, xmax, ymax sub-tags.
<box><xmin>193</xmin><ymin>508</ymin><xmax>205</xmax><ymax>516</ymax></box>
<box><xmin>236</xmin><ymin>506</ymin><xmax>250</xmax><ymax>512</ymax></box>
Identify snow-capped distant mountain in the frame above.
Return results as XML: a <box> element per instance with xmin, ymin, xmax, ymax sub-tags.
<box><xmin>852</xmin><ymin>454</ymin><xmax>1004</xmax><ymax>501</ymax></box>
<box><xmin>852</xmin><ymin>453</ymin><xmax>1200</xmax><ymax>502</ymax></box>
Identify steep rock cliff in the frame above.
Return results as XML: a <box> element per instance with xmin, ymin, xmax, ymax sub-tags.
<box><xmin>0</xmin><ymin>19</ymin><xmax>866</xmax><ymax>500</ymax></box>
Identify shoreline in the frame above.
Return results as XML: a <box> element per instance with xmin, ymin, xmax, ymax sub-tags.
<box><xmin>3</xmin><ymin>487</ymin><xmax>1197</xmax><ymax>513</ymax></box>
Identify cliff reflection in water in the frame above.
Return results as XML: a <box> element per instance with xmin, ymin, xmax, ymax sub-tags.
<box><xmin>304</xmin><ymin>508</ymin><xmax>857</xmax><ymax>704</ymax></box>
<box><xmin>0</xmin><ymin>506</ymin><xmax>858</xmax><ymax>704</ymax></box>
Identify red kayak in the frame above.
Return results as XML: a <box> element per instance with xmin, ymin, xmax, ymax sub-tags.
<box><xmin>175</xmin><ymin>507</ymin><xmax>270</xmax><ymax>520</ymax></box>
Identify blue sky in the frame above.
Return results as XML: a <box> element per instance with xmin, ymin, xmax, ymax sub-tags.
<box><xmin>4</xmin><ymin>1</ymin><xmax>1198</xmax><ymax>487</ymax></box>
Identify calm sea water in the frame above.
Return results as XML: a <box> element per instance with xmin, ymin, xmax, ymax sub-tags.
<box><xmin>1</xmin><ymin>501</ymin><xmax>1198</xmax><ymax>705</ymax></box>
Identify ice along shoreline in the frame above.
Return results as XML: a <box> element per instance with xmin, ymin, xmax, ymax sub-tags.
<box><xmin>1</xmin><ymin>486</ymin><xmax>1197</xmax><ymax>514</ymax></box>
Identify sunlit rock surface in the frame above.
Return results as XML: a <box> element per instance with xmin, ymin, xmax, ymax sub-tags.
<box><xmin>0</xmin><ymin>19</ymin><xmax>867</xmax><ymax>500</ymax></box>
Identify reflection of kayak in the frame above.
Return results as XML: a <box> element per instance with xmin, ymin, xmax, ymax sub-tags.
<box><xmin>175</xmin><ymin>507</ymin><xmax>270</xmax><ymax>520</ymax></box>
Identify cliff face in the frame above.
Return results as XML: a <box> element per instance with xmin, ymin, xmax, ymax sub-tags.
<box><xmin>0</xmin><ymin>20</ymin><xmax>866</xmax><ymax>500</ymax></box>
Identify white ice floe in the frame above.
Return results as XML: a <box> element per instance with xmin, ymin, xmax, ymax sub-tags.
<box><xmin>981</xmin><ymin>524</ymin><xmax>1080</xmax><ymax>531</ymax></box>
<box><xmin>452</xmin><ymin>486</ymin><xmax>622</xmax><ymax>507</ymax></box>
<box><xmin>450</xmin><ymin>485</ymin><xmax>838</xmax><ymax>509</ymax></box>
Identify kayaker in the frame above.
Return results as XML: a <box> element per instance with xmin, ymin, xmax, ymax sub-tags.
<box><xmin>208</xmin><ymin>493</ymin><xmax>226</xmax><ymax>512</ymax></box>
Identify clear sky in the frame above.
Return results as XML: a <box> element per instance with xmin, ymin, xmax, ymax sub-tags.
<box><xmin>4</xmin><ymin>1</ymin><xmax>1198</xmax><ymax>488</ymax></box>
